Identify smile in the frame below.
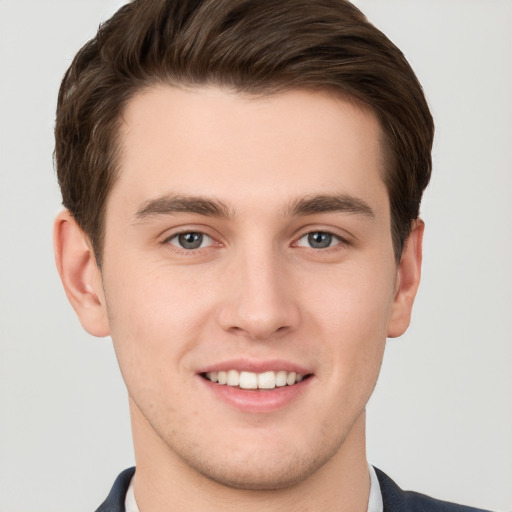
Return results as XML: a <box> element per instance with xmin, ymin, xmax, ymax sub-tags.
<box><xmin>203</xmin><ymin>370</ymin><xmax>307</xmax><ymax>390</ymax></box>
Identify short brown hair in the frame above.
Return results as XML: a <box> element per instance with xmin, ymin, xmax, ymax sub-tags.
<box><xmin>55</xmin><ymin>0</ymin><xmax>434</xmax><ymax>265</ymax></box>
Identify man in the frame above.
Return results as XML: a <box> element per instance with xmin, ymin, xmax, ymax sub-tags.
<box><xmin>52</xmin><ymin>1</ymin><xmax>490</xmax><ymax>511</ymax></box>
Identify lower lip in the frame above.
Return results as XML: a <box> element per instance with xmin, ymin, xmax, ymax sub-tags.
<box><xmin>199</xmin><ymin>376</ymin><xmax>313</xmax><ymax>413</ymax></box>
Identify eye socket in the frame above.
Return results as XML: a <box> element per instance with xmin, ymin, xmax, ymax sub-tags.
<box><xmin>168</xmin><ymin>232</ymin><xmax>213</xmax><ymax>250</ymax></box>
<box><xmin>296</xmin><ymin>231</ymin><xmax>342</xmax><ymax>249</ymax></box>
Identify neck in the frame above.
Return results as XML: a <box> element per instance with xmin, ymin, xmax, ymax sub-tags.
<box><xmin>130</xmin><ymin>401</ymin><xmax>370</xmax><ymax>512</ymax></box>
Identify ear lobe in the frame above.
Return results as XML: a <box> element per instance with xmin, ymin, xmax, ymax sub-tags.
<box><xmin>53</xmin><ymin>210</ymin><xmax>110</xmax><ymax>337</ymax></box>
<box><xmin>387</xmin><ymin>219</ymin><xmax>424</xmax><ymax>338</ymax></box>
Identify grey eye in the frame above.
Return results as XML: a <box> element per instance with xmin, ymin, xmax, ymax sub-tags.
<box><xmin>169</xmin><ymin>232</ymin><xmax>212</xmax><ymax>250</ymax></box>
<box><xmin>297</xmin><ymin>231</ymin><xmax>338</xmax><ymax>249</ymax></box>
<box><xmin>308</xmin><ymin>232</ymin><xmax>332</xmax><ymax>248</ymax></box>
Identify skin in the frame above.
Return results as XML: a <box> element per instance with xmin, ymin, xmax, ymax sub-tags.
<box><xmin>54</xmin><ymin>86</ymin><xmax>423</xmax><ymax>512</ymax></box>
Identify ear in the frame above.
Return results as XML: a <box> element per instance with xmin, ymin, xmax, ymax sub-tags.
<box><xmin>387</xmin><ymin>219</ymin><xmax>424</xmax><ymax>338</ymax></box>
<box><xmin>53</xmin><ymin>210</ymin><xmax>110</xmax><ymax>337</ymax></box>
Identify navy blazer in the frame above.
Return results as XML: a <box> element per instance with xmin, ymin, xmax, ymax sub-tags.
<box><xmin>95</xmin><ymin>467</ymin><xmax>491</xmax><ymax>512</ymax></box>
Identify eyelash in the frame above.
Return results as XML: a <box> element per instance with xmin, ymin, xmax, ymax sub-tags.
<box><xmin>165</xmin><ymin>230</ymin><xmax>218</xmax><ymax>253</ymax></box>
<box><xmin>293</xmin><ymin>231</ymin><xmax>348</xmax><ymax>250</ymax></box>
<box><xmin>163</xmin><ymin>229</ymin><xmax>349</xmax><ymax>253</ymax></box>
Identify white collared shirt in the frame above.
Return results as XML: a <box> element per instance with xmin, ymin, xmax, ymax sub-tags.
<box><xmin>125</xmin><ymin>465</ymin><xmax>383</xmax><ymax>512</ymax></box>
<box><xmin>368</xmin><ymin>464</ymin><xmax>384</xmax><ymax>512</ymax></box>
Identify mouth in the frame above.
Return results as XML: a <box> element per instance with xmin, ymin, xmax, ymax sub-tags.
<box><xmin>198</xmin><ymin>359</ymin><xmax>314</xmax><ymax>412</ymax></box>
<box><xmin>201</xmin><ymin>370</ymin><xmax>311</xmax><ymax>390</ymax></box>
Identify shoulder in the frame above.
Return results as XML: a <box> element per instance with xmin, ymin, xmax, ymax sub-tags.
<box><xmin>94</xmin><ymin>467</ymin><xmax>135</xmax><ymax>512</ymax></box>
<box><xmin>375</xmin><ymin>467</ymin><xmax>492</xmax><ymax>512</ymax></box>
<box><xmin>95</xmin><ymin>466</ymin><xmax>493</xmax><ymax>512</ymax></box>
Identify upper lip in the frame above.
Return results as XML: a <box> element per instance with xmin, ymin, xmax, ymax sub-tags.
<box><xmin>197</xmin><ymin>358</ymin><xmax>312</xmax><ymax>375</ymax></box>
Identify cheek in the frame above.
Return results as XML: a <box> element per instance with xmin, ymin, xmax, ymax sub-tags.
<box><xmin>102</xmin><ymin>266</ymin><xmax>206</xmax><ymax>385</ymax></box>
<box><xmin>105</xmin><ymin>257</ymin><xmax>210</xmax><ymax>331</ymax></box>
<box><xmin>303</xmin><ymin>262</ymin><xmax>395</xmax><ymax>384</ymax></box>
<box><xmin>307</xmin><ymin>261</ymin><xmax>396</xmax><ymax>335</ymax></box>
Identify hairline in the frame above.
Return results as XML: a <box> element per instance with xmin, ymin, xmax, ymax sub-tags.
<box><xmin>92</xmin><ymin>80</ymin><xmax>402</xmax><ymax>268</ymax></box>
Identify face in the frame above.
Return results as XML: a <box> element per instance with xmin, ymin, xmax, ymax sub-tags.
<box><xmin>85</xmin><ymin>86</ymin><xmax>416</xmax><ymax>489</ymax></box>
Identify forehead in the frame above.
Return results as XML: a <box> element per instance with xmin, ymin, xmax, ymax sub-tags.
<box><xmin>112</xmin><ymin>85</ymin><xmax>387</xmax><ymax>216</ymax></box>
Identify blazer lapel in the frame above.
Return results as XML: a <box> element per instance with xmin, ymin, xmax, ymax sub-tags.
<box><xmin>95</xmin><ymin>467</ymin><xmax>135</xmax><ymax>512</ymax></box>
<box><xmin>374</xmin><ymin>467</ymin><xmax>408</xmax><ymax>512</ymax></box>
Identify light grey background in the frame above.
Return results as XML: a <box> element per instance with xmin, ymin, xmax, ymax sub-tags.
<box><xmin>0</xmin><ymin>1</ymin><xmax>510</xmax><ymax>511</ymax></box>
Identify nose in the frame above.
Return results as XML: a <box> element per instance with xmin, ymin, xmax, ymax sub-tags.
<box><xmin>217</xmin><ymin>247</ymin><xmax>301</xmax><ymax>341</ymax></box>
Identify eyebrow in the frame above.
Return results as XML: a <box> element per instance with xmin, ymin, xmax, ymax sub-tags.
<box><xmin>133</xmin><ymin>192</ymin><xmax>375</xmax><ymax>222</ymax></box>
<box><xmin>134</xmin><ymin>194</ymin><xmax>233</xmax><ymax>221</ymax></box>
<box><xmin>286</xmin><ymin>194</ymin><xmax>375</xmax><ymax>218</ymax></box>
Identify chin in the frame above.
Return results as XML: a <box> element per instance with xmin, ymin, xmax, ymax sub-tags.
<box><xmin>165</xmin><ymin>424</ymin><xmax>351</xmax><ymax>492</ymax></box>
<box><xmin>189</xmin><ymin>450</ymin><xmax>327</xmax><ymax>491</ymax></box>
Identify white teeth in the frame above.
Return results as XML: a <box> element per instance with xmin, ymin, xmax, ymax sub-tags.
<box><xmin>227</xmin><ymin>369</ymin><xmax>239</xmax><ymax>386</ymax></box>
<box><xmin>286</xmin><ymin>372</ymin><xmax>296</xmax><ymax>386</ymax></box>
<box><xmin>275</xmin><ymin>370</ymin><xmax>287</xmax><ymax>387</ymax></box>
<box><xmin>205</xmin><ymin>370</ymin><xmax>306</xmax><ymax>389</ymax></box>
<box><xmin>239</xmin><ymin>371</ymin><xmax>258</xmax><ymax>389</ymax></box>
<box><xmin>257</xmin><ymin>371</ymin><xmax>276</xmax><ymax>389</ymax></box>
